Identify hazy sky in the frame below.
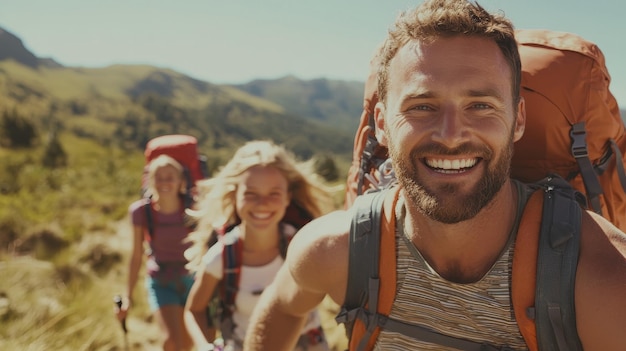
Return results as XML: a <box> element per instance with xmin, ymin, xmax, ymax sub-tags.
<box><xmin>1</xmin><ymin>0</ymin><xmax>625</xmax><ymax>106</ymax></box>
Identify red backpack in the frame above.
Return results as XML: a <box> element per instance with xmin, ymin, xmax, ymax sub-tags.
<box><xmin>344</xmin><ymin>29</ymin><xmax>626</xmax><ymax>231</ymax></box>
<box><xmin>141</xmin><ymin>134</ymin><xmax>209</xmax><ymax>239</ymax></box>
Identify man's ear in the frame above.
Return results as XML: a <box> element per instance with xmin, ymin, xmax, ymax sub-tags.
<box><xmin>374</xmin><ymin>101</ymin><xmax>388</xmax><ymax>147</ymax></box>
<box><xmin>513</xmin><ymin>97</ymin><xmax>526</xmax><ymax>142</ymax></box>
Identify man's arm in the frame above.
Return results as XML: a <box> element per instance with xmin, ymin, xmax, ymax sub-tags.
<box><xmin>575</xmin><ymin>211</ymin><xmax>626</xmax><ymax>350</ymax></box>
<box><xmin>244</xmin><ymin>210</ymin><xmax>351</xmax><ymax>351</ymax></box>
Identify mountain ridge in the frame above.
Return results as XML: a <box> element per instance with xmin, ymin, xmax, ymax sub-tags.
<box><xmin>0</xmin><ymin>26</ymin><xmax>363</xmax><ymax>169</ymax></box>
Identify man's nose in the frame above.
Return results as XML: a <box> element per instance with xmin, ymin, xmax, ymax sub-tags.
<box><xmin>432</xmin><ymin>107</ymin><xmax>470</xmax><ymax>148</ymax></box>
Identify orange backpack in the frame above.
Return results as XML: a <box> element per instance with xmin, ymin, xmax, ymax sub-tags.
<box><xmin>344</xmin><ymin>29</ymin><xmax>626</xmax><ymax>231</ymax></box>
<box><xmin>339</xmin><ymin>29</ymin><xmax>626</xmax><ymax>350</ymax></box>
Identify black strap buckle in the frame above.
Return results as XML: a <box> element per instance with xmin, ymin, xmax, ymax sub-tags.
<box><xmin>569</xmin><ymin>122</ymin><xmax>589</xmax><ymax>159</ymax></box>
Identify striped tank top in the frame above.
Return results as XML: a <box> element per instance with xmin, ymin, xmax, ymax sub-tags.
<box><xmin>374</xmin><ymin>181</ymin><xmax>531</xmax><ymax>350</ymax></box>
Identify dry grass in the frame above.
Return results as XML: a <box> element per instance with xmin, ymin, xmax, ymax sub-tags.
<box><xmin>319</xmin><ymin>297</ymin><xmax>349</xmax><ymax>350</ymax></box>
<box><xmin>0</xmin><ymin>224</ymin><xmax>349</xmax><ymax>351</ymax></box>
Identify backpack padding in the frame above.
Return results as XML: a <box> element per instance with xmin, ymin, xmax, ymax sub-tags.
<box><xmin>534</xmin><ymin>182</ymin><xmax>583</xmax><ymax>351</ymax></box>
<box><xmin>343</xmin><ymin>191</ymin><xmax>385</xmax><ymax>309</ymax></box>
<box><xmin>219</xmin><ymin>238</ymin><xmax>243</xmax><ymax>341</ymax></box>
<box><xmin>337</xmin><ymin>188</ymin><xmax>398</xmax><ymax>351</ymax></box>
<box><xmin>511</xmin><ymin>190</ymin><xmax>542</xmax><ymax>351</ymax></box>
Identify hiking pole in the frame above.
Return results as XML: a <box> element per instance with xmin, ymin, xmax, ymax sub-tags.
<box><xmin>113</xmin><ymin>295</ymin><xmax>129</xmax><ymax>351</ymax></box>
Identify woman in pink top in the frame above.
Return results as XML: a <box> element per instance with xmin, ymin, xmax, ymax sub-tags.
<box><xmin>117</xmin><ymin>154</ymin><xmax>194</xmax><ymax>351</ymax></box>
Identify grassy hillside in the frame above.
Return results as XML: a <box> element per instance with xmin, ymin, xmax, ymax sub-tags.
<box><xmin>0</xmin><ymin>56</ymin><xmax>356</xmax><ymax>350</ymax></box>
<box><xmin>0</xmin><ymin>60</ymin><xmax>355</xmax><ymax>172</ymax></box>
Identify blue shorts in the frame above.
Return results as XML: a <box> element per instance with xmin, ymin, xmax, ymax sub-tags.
<box><xmin>145</xmin><ymin>273</ymin><xmax>194</xmax><ymax>311</ymax></box>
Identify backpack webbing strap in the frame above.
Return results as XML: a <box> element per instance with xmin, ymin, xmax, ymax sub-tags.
<box><xmin>570</xmin><ymin>122</ymin><xmax>604</xmax><ymax>214</ymax></box>
<box><xmin>222</xmin><ymin>238</ymin><xmax>243</xmax><ymax>307</ymax></box>
<box><xmin>343</xmin><ymin>190</ymin><xmax>387</xmax><ymax>309</ymax></box>
<box><xmin>346</xmin><ymin>190</ymin><xmax>386</xmax><ymax>351</ymax></box>
<box><xmin>220</xmin><ymin>238</ymin><xmax>243</xmax><ymax>340</ymax></box>
<box><xmin>609</xmin><ymin>139</ymin><xmax>626</xmax><ymax>193</ymax></box>
<box><xmin>533</xmin><ymin>179</ymin><xmax>584</xmax><ymax>351</ymax></box>
<box><xmin>335</xmin><ymin>190</ymin><xmax>387</xmax><ymax>351</ymax></box>
<box><xmin>144</xmin><ymin>197</ymin><xmax>154</xmax><ymax>239</ymax></box>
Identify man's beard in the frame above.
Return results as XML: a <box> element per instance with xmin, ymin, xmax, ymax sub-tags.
<box><xmin>390</xmin><ymin>133</ymin><xmax>514</xmax><ymax>224</ymax></box>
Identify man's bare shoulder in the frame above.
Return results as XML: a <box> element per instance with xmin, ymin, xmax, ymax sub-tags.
<box><xmin>578</xmin><ymin>210</ymin><xmax>626</xmax><ymax>282</ymax></box>
<box><xmin>285</xmin><ymin>209</ymin><xmax>353</xmax><ymax>304</ymax></box>
<box><xmin>291</xmin><ymin>209</ymin><xmax>352</xmax><ymax>249</ymax></box>
<box><xmin>581</xmin><ymin>211</ymin><xmax>626</xmax><ymax>257</ymax></box>
<box><xmin>575</xmin><ymin>210</ymin><xmax>626</xmax><ymax>349</ymax></box>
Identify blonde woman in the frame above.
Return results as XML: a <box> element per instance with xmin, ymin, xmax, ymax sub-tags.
<box><xmin>184</xmin><ymin>140</ymin><xmax>334</xmax><ymax>351</ymax></box>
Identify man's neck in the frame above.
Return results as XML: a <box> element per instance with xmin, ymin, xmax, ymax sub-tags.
<box><xmin>403</xmin><ymin>180</ymin><xmax>519</xmax><ymax>283</ymax></box>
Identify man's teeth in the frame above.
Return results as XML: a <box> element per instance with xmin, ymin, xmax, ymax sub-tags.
<box><xmin>426</xmin><ymin>158</ymin><xmax>477</xmax><ymax>170</ymax></box>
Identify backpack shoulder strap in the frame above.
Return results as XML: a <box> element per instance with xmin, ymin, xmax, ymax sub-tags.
<box><xmin>336</xmin><ymin>187</ymin><xmax>399</xmax><ymax>351</ymax></box>
<box><xmin>342</xmin><ymin>190</ymin><xmax>386</xmax><ymax>309</ymax></box>
<box><xmin>144</xmin><ymin>196</ymin><xmax>154</xmax><ymax>240</ymax></box>
<box><xmin>218</xmin><ymin>234</ymin><xmax>243</xmax><ymax>340</ymax></box>
<box><xmin>221</xmin><ymin>235</ymin><xmax>243</xmax><ymax>312</ymax></box>
<box><xmin>513</xmin><ymin>176</ymin><xmax>584</xmax><ymax>351</ymax></box>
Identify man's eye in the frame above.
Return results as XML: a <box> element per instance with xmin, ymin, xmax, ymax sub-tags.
<box><xmin>472</xmin><ymin>103</ymin><xmax>491</xmax><ymax>109</ymax></box>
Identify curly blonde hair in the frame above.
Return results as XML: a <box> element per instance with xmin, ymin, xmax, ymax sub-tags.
<box><xmin>185</xmin><ymin>140</ymin><xmax>335</xmax><ymax>270</ymax></box>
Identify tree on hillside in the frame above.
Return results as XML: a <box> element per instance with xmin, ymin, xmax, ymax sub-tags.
<box><xmin>312</xmin><ymin>153</ymin><xmax>339</xmax><ymax>182</ymax></box>
<box><xmin>42</xmin><ymin>132</ymin><xmax>67</xmax><ymax>168</ymax></box>
<box><xmin>0</xmin><ymin>109</ymin><xmax>37</xmax><ymax>148</ymax></box>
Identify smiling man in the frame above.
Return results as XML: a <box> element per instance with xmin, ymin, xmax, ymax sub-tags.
<box><xmin>243</xmin><ymin>0</ymin><xmax>626</xmax><ymax>350</ymax></box>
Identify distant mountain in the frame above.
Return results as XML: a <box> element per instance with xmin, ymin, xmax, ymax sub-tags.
<box><xmin>0</xmin><ymin>27</ymin><xmax>63</xmax><ymax>69</ymax></box>
<box><xmin>0</xmin><ymin>26</ymin><xmax>367</xmax><ymax>175</ymax></box>
<box><xmin>233</xmin><ymin>75</ymin><xmax>364</xmax><ymax>132</ymax></box>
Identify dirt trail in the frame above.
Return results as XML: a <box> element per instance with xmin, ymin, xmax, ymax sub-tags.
<box><xmin>110</xmin><ymin>217</ymin><xmax>162</xmax><ymax>351</ymax></box>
